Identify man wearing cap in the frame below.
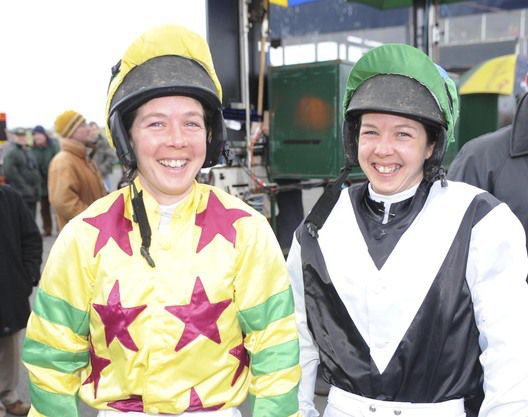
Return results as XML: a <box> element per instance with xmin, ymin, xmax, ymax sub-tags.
<box><xmin>2</xmin><ymin>127</ymin><xmax>41</xmax><ymax>218</ymax></box>
<box><xmin>49</xmin><ymin>110</ymin><xmax>106</xmax><ymax>231</ymax></box>
<box><xmin>30</xmin><ymin>126</ymin><xmax>60</xmax><ymax>236</ymax></box>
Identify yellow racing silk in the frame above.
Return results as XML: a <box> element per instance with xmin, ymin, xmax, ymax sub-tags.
<box><xmin>23</xmin><ymin>180</ymin><xmax>301</xmax><ymax>417</ymax></box>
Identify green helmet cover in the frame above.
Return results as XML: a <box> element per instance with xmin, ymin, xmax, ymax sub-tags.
<box><xmin>344</xmin><ymin>43</ymin><xmax>459</xmax><ymax>146</ymax></box>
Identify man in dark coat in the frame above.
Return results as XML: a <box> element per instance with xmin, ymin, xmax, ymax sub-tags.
<box><xmin>448</xmin><ymin>92</ymin><xmax>528</xmax><ymax>255</ymax></box>
<box><xmin>30</xmin><ymin>125</ymin><xmax>60</xmax><ymax>236</ymax></box>
<box><xmin>3</xmin><ymin>128</ymin><xmax>41</xmax><ymax>219</ymax></box>
<box><xmin>0</xmin><ymin>184</ymin><xmax>42</xmax><ymax>416</ymax></box>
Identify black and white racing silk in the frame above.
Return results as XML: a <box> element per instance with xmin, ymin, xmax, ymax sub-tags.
<box><xmin>288</xmin><ymin>179</ymin><xmax>528</xmax><ymax>417</ymax></box>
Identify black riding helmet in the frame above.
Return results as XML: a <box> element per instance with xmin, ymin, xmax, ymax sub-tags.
<box><xmin>344</xmin><ymin>74</ymin><xmax>448</xmax><ymax>182</ymax></box>
<box><xmin>342</xmin><ymin>44</ymin><xmax>458</xmax><ymax>183</ymax></box>
<box><xmin>105</xmin><ymin>24</ymin><xmax>226</xmax><ymax>171</ymax></box>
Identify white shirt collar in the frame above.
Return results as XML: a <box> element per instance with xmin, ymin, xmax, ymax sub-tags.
<box><xmin>367</xmin><ymin>183</ymin><xmax>420</xmax><ymax>224</ymax></box>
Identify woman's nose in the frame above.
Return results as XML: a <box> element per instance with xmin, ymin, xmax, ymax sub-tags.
<box><xmin>374</xmin><ymin>135</ymin><xmax>393</xmax><ymax>156</ymax></box>
<box><xmin>167</xmin><ymin>125</ymin><xmax>186</xmax><ymax>147</ymax></box>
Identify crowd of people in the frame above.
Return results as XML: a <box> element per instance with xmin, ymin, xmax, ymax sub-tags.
<box><xmin>1</xmin><ymin>119</ymin><xmax>117</xmax><ymax>236</ymax></box>
<box><xmin>0</xmin><ymin>21</ymin><xmax>527</xmax><ymax>417</ymax></box>
<box><xmin>0</xmin><ymin>119</ymin><xmax>116</xmax><ymax>416</ymax></box>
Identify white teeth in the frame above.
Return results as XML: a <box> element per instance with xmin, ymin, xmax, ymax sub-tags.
<box><xmin>159</xmin><ymin>159</ymin><xmax>186</xmax><ymax>168</ymax></box>
<box><xmin>376</xmin><ymin>165</ymin><xmax>398</xmax><ymax>174</ymax></box>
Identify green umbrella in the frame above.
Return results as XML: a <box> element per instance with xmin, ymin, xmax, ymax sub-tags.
<box><xmin>347</xmin><ymin>0</ymin><xmax>462</xmax><ymax>8</ymax></box>
<box><xmin>345</xmin><ymin>0</ymin><xmax>465</xmax><ymax>55</ymax></box>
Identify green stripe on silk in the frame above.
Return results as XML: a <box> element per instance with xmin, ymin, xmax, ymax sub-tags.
<box><xmin>238</xmin><ymin>287</ymin><xmax>294</xmax><ymax>334</ymax></box>
<box><xmin>250</xmin><ymin>339</ymin><xmax>299</xmax><ymax>376</ymax></box>
<box><xmin>249</xmin><ymin>384</ymin><xmax>299</xmax><ymax>417</ymax></box>
<box><xmin>29</xmin><ymin>381</ymin><xmax>80</xmax><ymax>417</ymax></box>
<box><xmin>33</xmin><ymin>288</ymin><xmax>90</xmax><ymax>335</ymax></box>
<box><xmin>23</xmin><ymin>338</ymin><xmax>89</xmax><ymax>373</ymax></box>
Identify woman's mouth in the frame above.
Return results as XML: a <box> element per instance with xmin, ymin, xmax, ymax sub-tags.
<box><xmin>159</xmin><ymin>159</ymin><xmax>187</xmax><ymax>168</ymax></box>
<box><xmin>373</xmin><ymin>164</ymin><xmax>400</xmax><ymax>174</ymax></box>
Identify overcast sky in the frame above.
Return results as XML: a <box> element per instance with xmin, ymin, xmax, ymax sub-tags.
<box><xmin>0</xmin><ymin>0</ymin><xmax>207</xmax><ymax>130</ymax></box>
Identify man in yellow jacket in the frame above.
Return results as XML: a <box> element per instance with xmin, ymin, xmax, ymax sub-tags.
<box><xmin>48</xmin><ymin>110</ymin><xmax>107</xmax><ymax>231</ymax></box>
<box><xmin>23</xmin><ymin>24</ymin><xmax>301</xmax><ymax>417</ymax></box>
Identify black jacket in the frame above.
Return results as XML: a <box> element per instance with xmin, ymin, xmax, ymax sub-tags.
<box><xmin>3</xmin><ymin>143</ymin><xmax>41</xmax><ymax>203</ymax></box>
<box><xmin>448</xmin><ymin>93</ymin><xmax>528</xmax><ymax>253</ymax></box>
<box><xmin>0</xmin><ymin>185</ymin><xmax>42</xmax><ymax>336</ymax></box>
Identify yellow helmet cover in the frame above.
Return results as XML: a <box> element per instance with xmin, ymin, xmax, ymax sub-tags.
<box><xmin>106</xmin><ymin>24</ymin><xmax>225</xmax><ymax>168</ymax></box>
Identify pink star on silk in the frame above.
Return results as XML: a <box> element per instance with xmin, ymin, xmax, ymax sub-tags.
<box><xmin>187</xmin><ymin>388</ymin><xmax>225</xmax><ymax>411</ymax></box>
<box><xmin>82</xmin><ymin>338</ymin><xmax>111</xmax><ymax>398</ymax></box>
<box><xmin>229</xmin><ymin>342</ymin><xmax>249</xmax><ymax>386</ymax></box>
<box><xmin>83</xmin><ymin>194</ymin><xmax>133</xmax><ymax>257</ymax></box>
<box><xmin>195</xmin><ymin>191</ymin><xmax>250</xmax><ymax>253</ymax></box>
<box><xmin>93</xmin><ymin>280</ymin><xmax>146</xmax><ymax>351</ymax></box>
<box><xmin>165</xmin><ymin>277</ymin><xmax>231</xmax><ymax>351</ymax></box>
<box><xmin>108</xmin><ymin>395</ymin><xmax>143</xmax><ymax>412</ymax></box>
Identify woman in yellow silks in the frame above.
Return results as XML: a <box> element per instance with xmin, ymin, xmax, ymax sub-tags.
<box><xmin>22</xmin><ymin>24</ymin><xmax>301</xmax><ymax>417</ymax></box>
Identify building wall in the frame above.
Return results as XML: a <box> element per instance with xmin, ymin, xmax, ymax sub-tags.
<box><xmin>270</xmin><ymin>6</ymin><xmax>528</xmax><ymax>74</ymax></box>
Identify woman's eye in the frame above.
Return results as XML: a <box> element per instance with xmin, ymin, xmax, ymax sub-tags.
<box><xmin>186</xmin><ymin>120</ymin><xmax>204</xmax><ymax>129</ymax></box>
<box><xmin>397</xmin><ymin>131</ymin><xmax>412</xmax><ymax>138</ymax></box>
<box><xmin>360</xmin><ymin>130</ymin><xmax>377</xmax><ymax>136</ymax></box>
<box><xmin>147</xmin><ymin>121</ymin><xmax>164</xmax><ymax>128</ymax></box>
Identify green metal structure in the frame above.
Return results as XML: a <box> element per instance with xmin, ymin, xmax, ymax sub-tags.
<box><xmin>268</xmin><ymin>60</ymin><xmax>365</xmax><ymax>181</ymax></box>
<box><xmin>267</xmin><ymin>59</ymin><xmax>504</xmax><ymax>180</ymax></box>
<box><xmin>455</xmin><ymin>94</ymin><xmax>499</xmax><ymax>150</ymax></box>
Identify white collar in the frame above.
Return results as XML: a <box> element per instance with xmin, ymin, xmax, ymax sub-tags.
<box><xmin>367</xmin><ymin>183</ymin><xmax>419</xmax><ymax>224</ymax></box>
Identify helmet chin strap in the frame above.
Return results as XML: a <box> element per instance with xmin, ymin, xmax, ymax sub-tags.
<box><xmin>427</xmin><ymin>166</ymin><xmax>448</xmax><ymax>187</ymax></box>
<box><xmin>303</xmin><ymin>161</ymin><xmax>355</xmax><ymax>238</ymax></box>
<box><xmin>129</xmin><ymin>181</ymin><xmax>156</xmax><ymax>268</ymax></box>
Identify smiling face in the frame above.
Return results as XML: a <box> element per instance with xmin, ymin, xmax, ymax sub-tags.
<box><xmin>358</xmin><ymin>113</ymin><xmax>434</xmax><ymax>196</ymax></box>
<box><xmin>130</xmin><ymin>95</ymin><xmax>207</xmax><ymax>205</ymax></box>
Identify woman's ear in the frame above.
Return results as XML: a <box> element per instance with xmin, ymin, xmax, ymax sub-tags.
<box><xmin>426</xmin><ymin>142</ymin><xmax>434</xmax><ymax>159</ymax></box>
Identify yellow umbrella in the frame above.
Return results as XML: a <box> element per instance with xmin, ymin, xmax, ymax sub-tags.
<box><xmin>459</xmin><ymin>54</ymin><xmax>528</xmax><ymax>96</ymax></box>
